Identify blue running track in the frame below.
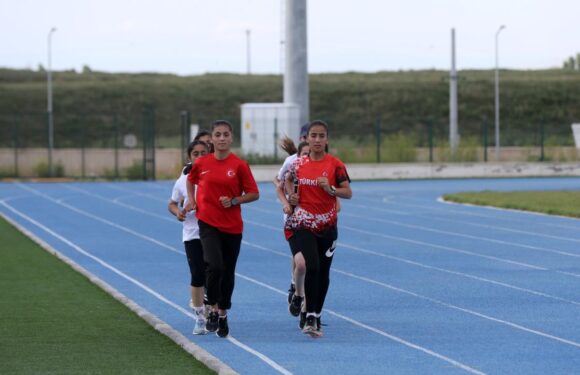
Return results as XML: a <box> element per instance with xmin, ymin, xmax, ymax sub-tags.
<box><xmin>2</xmin><ymin>177</ymin><xmax>580</xmax><ymax>374</ymax></box>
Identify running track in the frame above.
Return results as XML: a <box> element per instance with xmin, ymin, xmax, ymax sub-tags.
<box><xmin>2</xmin><ymin>177</ymin><xmax>580</xmax><ymax>374</ymax></box>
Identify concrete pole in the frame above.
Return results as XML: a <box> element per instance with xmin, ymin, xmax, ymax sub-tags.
<box><xmin>284</xmin><ymin>0</ymin><xmax>309</xmax><ymax>126</ymax></box>
<box><xmin>246</xmin><ymin>29</ymin><xmax>251</xmax><ymax>75</ymax></box>
<box><xmin>495</xmin><ymin>25</ymin><xmax>506</xmax><ymax>161</ymax></box>
<box><xmin>449</xmin><ymin>28</ymin><xmax>459</xmax><ymax>155</ymax></box>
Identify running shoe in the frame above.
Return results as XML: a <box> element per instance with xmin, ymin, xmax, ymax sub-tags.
<box><xmin>299</xmin><ymin>312</ymin><xmax>307</xmax><ymax>329</ymax></box>
<box><xmin>316</xmin><ymin>316</ymin><xmax>323</xmax><ymax>334</ymax></box>
<box><xmin>216</xmin><ymin>316</ymin><xmax>229</xmax><ymax>338</ymax></box>
<box><xmin>206</xmin><ymin>311</ymin><xmax>219</xmax><ymax>332</ymax></box>
<box><xmin>287</xmin><ymin>282</ymin><xmax>295</xmax><ymax>304</ymax></box>
<box><xmin>302</xmin><ymin>315</ymin><xmax>320</xmax><ymax>337</ymax></box>
<box><xmin>192</xmin><ymin>317</ymin><xmax>207</xmax><ymax>335</ymax></box>
<box><xmin>288</xmin><ymin>295</ymin><xmax>304</xmax><ymax>317</ymax></box>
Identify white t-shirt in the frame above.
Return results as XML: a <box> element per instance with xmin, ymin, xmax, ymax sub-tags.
<box><xmin>171</xmin><ymin>172</ymin><xmax>200</xmax><ymax>242</ymax></box>
<box><xmin>277</xmin><ymin>153</ymin><xmax>298</xmax><ymax>183</ymax></box>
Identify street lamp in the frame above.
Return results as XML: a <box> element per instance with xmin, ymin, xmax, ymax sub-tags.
<box><xmin>494</xmin><ymin>24</ymin><xmax>505</xmax><ymax>161</ymax></box>
<box><xmin>246</xmin><ymin>29</ymin><xmax>251</xmax><ymax>74</ymax></box>
<box><xmin>47</xmin><ymin>27</ymin><xmax>57</xmax><ymax>176</ymax></box>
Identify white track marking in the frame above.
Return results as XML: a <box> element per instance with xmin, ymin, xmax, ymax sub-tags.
<box><xmin>333</xmin><ymin>268</ymin><xmax>580</xmax><ymax>349</ymax></box>
<box><xmin>0</xmin><ymin>199</ymin><xmax>292</xmax><ymax>375</ymax></box>
<box><xmin>21</xmin><ymin>183</ymin><xmax>580</xmax><ymax>357</ymax></box>
<box><xmin>235</xmin><ymin>273</ymin><xmax>486</xmax><ymax>375</ymax></box>
<box><xmin>341</xmin><ymin>211</ymin><xmax>580</xmax><ymax>259</ymax></box>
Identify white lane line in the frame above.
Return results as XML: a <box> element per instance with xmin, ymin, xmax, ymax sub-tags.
<box><xmin>333</xmin><ymin>268</ymin><xmax>580</xmax><ymax>350</ymax></box>
<box><xmin>341</xmin><ymin>210</ymin><xmax>580</xmax><ymax>259</ymax></box>
<box><xmin>346</xmin><ymin>197</ymin><xmax>580</xmax><ymax>257</ymax></box>
<box><xmin>240</xmin><ymin>238</ymin><xmax>580</xmax><ymax>350</ymax></box>
<box><xmin>243</xmin><ymin>204</ymin><xmax>580</xmax><ymax>278</ymax></box>
<box><xmin>0</xmin><ymin>200</ymin><xmax>292</xmax><ymax>375</ymax></box>
<box><xmin>82</xmin><ymin>186</ymin><xmax>580</xmax><ymax>286</ymax></box>
<box><xmin>337</xmin><ymin>242</ymin><xmax>580</xmax><ymax>308</ymax></box>
<box><xmin>50</xmin><ymin>184</ymin><xmax>580</xmax><ymax>350</ymax></box>
<box><xmin>235</xmin><ymin>273</ymin><xmax>486</xmax><ymax>375</ymax></box>
<box><xmin>363</xmin><ymin>194</ymin><xmax>580</xmax><ymax>234</ymax></box>
<box><xmin>12</xmin><ymin>184</ymin><xmax>489</xmax><ymax>373</ymax></box>
<box><xmin>17</xmin><ymin>184</ymin><xmax>182</xmax><ymax>255</ymax></box>
<box><xmin>340</xmin><ymin>223</ymin><xmax>580</xmax><ymax>276</ymax></box>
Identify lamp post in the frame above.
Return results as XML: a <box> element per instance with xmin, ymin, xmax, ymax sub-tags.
<box><xmin>47</xmin><ymin>27</ymin><xmax>57</xmax><ymax>176</ymax></box>
<box><xmin>494</xmin><ymin>24</ymin><xmax>505</xmax><ymax>161</ymax></box>
<box><xmin>246</xmin><ymin>29</ymin><xmax>251</xmax><ymax>75</ymax></box>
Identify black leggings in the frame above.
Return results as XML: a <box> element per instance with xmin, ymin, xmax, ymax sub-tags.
<box><xmin>184</xmin><ymin>239</ymin><xmax>206</xmax><ymax>287</ymax></box>
<box><xmin>293</xmin><ymin>228</ymin><xmax>337</xmax><ymax>314</ymax></box>
<box><xmin>198</xmin><ymin>220</ymin><xmax>242</xmax><ymax>310</ymax></box>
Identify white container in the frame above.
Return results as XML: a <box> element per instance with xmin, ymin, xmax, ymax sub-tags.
<box><xmin>240</xmin><ymin>103</ymin><xmax>300</xmax><ymax>157</ymax></box>
<box><xmin>572</xmin><ymin>124</ymin><xmax>580</xmax><ymax>148</ymax></box>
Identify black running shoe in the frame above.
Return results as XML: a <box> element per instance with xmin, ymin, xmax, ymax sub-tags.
<box><xmin>316</xmin><ymin>316</ymin><xmax>322</xmax><ymax>332</ymax></box>
<box><xmin>287</xmin><ymin>283</ymin><xmax>295</xmax><ymax>304</ymax></box>
<box><xmin>289</xmin><ymin>295</ymin><xmax>303</xmax><ymax>317</ymax></box>
<box><xmin>299</xmin><ymin>312</ymin><xmax>306</xmax><ymax>329</ymax></box>
<box><xmin>216</xmin><ymin>315</ymin><xmax>229</xmax><ymax>338</ymax></box>
<box><xmin>206</xmin><ymin>311</ymin><xmax>219</xmax><ymax>332</ymax></box>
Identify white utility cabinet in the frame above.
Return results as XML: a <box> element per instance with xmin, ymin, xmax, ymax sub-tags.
<box><xmin>240</xmin><ymin>103</ymin><xmax>300</xmax><ymax>157</ymax></box>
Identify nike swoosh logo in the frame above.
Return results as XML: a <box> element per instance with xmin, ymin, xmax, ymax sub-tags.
<box><xmin>325</xmin><ymin>240</ymin><xmax>337</xmax><ymax>257</ymax></box>
<box><xmin>201</xmin><ymin>171</ymin><xmax>210</xmax><ymax>175</ymax></box>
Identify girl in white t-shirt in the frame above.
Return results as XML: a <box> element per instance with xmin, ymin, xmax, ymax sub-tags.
<box><xmin>168</xmin><ymin>140</ymin><xmax>209</xmax><ymax>335</ymax></box>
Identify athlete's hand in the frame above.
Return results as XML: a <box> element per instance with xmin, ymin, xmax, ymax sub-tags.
<box><xmin>282</xmin><ymin>203</ymin><xmax>293</xmax><ymax>215</ymax></box>
<box><xmin>176</xmin><ymin>209</ymin><xmax>186</xmax><ymax>222</ymax></box>
<box><xmin>288</xmin><ymin>193</ymin><xmax>299</xmax><ymax>206</ymax></box>
<box><xmin>317</xmin><ymin>177</ymin><xmax>331</xmax><ymax>193</ymax></box>
<box><xmin>183</xmin><ymin>201</ymin><xmax>196</xmax><ymax>212</ymax></box>
<box><xmin>219</xmin><ymin>196</ymin><xmax>232</xmax><ymax>208</ymax></box>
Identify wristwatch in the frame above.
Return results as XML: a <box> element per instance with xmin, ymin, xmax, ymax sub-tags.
<box><xmin>329</xmin><ymin>186</ymin><xmax>337</xmax><ymax>196</ymax></box>
<box><xmin>230</xmin><ymin>197</ymin><xmax>239</xmax><ymax>206</ymax></box>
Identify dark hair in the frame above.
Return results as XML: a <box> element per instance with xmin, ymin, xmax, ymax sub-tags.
<box><xmin>211</xmin><ymin>120</ymin><xmax>233</xmax><ymax>132</ymax></box>
<box><xmin>193</xmin><ymin>130</ymin><xmax>211</xmax><ymax>141</ymax></box>
<box><xmin>297</xmin><ymin>141</ymin><xmax>309</xmax><ymax>155</ymax></box>
<box><xmin>186</xmin><ymin>140</ymin><xmax>209</xmax><ymax>158</ymax></box>
<box><xmin>279</xmin><ymin>136</ymin><xmax>297</xmax><ymax>156</ymax></box>
<box><xmin>307</xmin><ymin>120</ymin><xmax>329</xmax><ymax>136</ymax></box>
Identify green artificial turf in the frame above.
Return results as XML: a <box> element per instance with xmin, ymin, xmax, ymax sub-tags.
<box><xmin>0</xmin><ymin>217</ymin><xmax>214</xmax><ymax>375</ymax></box>
<box><xmin>443</xmin><ymin>190</ymin><xmax>580</xmax><ymax>218</ymax></box>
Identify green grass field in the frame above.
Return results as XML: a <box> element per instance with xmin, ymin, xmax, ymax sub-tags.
<box><xmin>443</xmin><ymin>190</ymin><xmax>580</xmax><ymax>218</ymax></box>
<box><xmin>0</xmin><ymin>217</ymin><xmax>214</xmax><ymax>375</ymax></box>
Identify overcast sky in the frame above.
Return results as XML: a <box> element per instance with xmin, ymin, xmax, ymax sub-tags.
<box><xmin>1</xmin><ymin>0</ymin><xmax>579</xmax><ymax>75</ymax></box>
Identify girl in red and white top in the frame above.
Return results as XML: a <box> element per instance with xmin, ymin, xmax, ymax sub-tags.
<box><xmin>284</xmin><ymin>120</ymin><xmax>352</xmax><ymax>337</ymax></box>
<box><xmin>186</xmin><ymin>120</ymin><xmax>259</xmax><ymax>338</ymax></box>
<box><xmin>168</xmin><ymin>140</ymin><xmax>209</xmax><ymax>335</ymax></box>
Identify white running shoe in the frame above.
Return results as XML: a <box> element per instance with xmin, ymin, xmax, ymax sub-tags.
<box><xmin>192</xmin><ymin>317</ymin><xmax>207</xmax><ymax>335</ymax></box>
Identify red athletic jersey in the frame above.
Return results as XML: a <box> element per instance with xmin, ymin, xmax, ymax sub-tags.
<box><xmin>285</xmin><ymin>154</ymin><xmax>350</xmax><ymax>238</ymax></box>
<box><xmin>188</xmin><ymin>153</ymin><xmax>259</xmax><ymax>234</ymax></box>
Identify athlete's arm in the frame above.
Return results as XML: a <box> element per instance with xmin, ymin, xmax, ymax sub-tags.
<box><xmin>168</xmin><ymin>200</ymin><xmax>186</xmax><ymax>221</ymax></box>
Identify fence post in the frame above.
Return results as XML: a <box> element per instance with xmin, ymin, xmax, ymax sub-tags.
<box><xmin>274</xmin><ymin>117</ymin><xmax>279</xmax><ymax>161</ymax></box>
<box><xmin>482</xmin><ymin>117</ymin><xmax>488</xmax><ymax>162</ymax></box>
<box><xmin>13</xmin><ymin>115</ymin><xmax>19</xmax><ymax>177</ymax></box>
<box><xmin>142</xmin><ymin>106</ymin><xmax>156</xmax><ymax>181</ymax></box>
<box><xmin>539</xmin><ymin>119</ymin><xmax>545</xmax><ymax>162</ymax></box>
<box><xmin>114</xmin><ymin>114</ymin><xmax>119</xmax><ymax>180</ymax></box>
<box><xmin>81</xmin><ymin>114</ymin><xmax>86</xmax><ymax>179</ymax></box>
<box><xmin>180</xmin><ymin>111</ymin><xmax>188</xmax><ymax>166</ymax></box>
<box><xmin>375</xmin><ymin>116</ymin><xmax>381</xmax><ymax>163</ymax></box>
<box><xmin>428</xmin><ymin>119</ymin><xmax>433</xmax><ymax>163</ymax></box>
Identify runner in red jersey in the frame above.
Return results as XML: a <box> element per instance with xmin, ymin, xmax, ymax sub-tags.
<box><xmin>283</xmin><ymin>120</ymin><xmax>352</xmax><ymax>337</ymax></box>
<box><xmin>186</xmin><ymin>120</ymin><xmax>259</xmax><ymax>338</ymax></box>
